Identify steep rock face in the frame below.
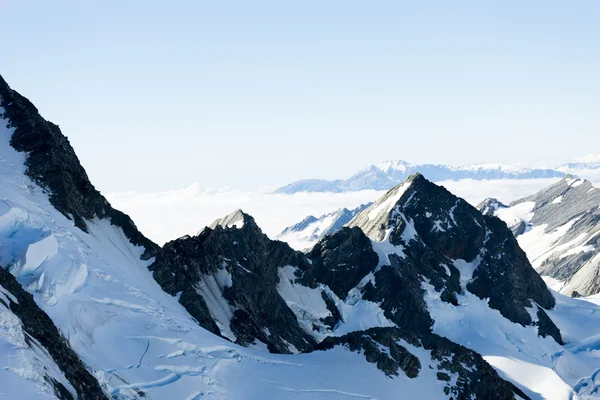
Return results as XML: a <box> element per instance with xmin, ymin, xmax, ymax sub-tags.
<box><xmin>0</xmin><ymin>266</ymin><xmax>107</xmax><ymax>400</ymax></box>
<box><xmin>277</xmin><ymin>203</ymin><xmax>372</xmax><ymax>250</ymax></box>
<box><xmin>481</xmin><ymin>177</ymin><xmax>600</xmax><ymax>296</ymax></box>
<box><xmin>150</xmin><ymin>210</ymin><xmax>316</xmax><ymax>353</ymax></box>
<box><xmin>275</xmin><ymin>159</ymin><xmax>565</xmax><ymax>194</ymax></box>
<box><xmin>302</xmin><ymin>226</ymin><xmax>379</xmax><ymax>299</ymax></box>
<box><xmin>346</xmin><ymin>174</ymin><xmax>560</xmax><ymax>341</ymax></box>
<box><xmin>0</xmin><ymin>76</ymin><xmax>159</xmax><ymax>259</ymax></box>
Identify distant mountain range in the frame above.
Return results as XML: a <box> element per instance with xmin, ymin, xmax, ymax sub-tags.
<box><xmin>275</xmin><ymin>160</ymin><xmax>572</xmax><ymax>194</ymax></box>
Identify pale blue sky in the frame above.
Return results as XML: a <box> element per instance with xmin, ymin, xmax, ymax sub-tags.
<box><xmin>1</xmin><ymin>1</ymin><xmax>599</xmax><ymax>192</ymax></box>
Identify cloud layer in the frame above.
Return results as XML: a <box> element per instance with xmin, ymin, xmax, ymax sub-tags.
<box><xmin>107</xmin><ymin>178</ymin><xmax>563</xmax><ymax>246</ymax></box>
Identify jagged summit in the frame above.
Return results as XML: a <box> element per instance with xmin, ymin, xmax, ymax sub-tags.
<box><xmin>208</xmin><ymin>209</ymin><xmax>250</xmax><ymax>230</ymax></box>
<box><xmin>347</xmin><ymin>173</ymin><xmax>559</xmax><ymax>338</ymax></box>
<box><xmin>346</xmin><ymin>173</ymin><xmax>423</xmax><ymax>241</ymax></box>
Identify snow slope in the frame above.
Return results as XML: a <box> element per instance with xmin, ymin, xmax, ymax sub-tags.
<box><xmin>425</xmin><ymin>274</ymin><xmax>600</xmax><ymax>400</ymax></box>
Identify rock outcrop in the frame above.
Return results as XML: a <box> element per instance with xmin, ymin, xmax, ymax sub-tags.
<box><xmin>151</xmin><ymin>210</ymin><xmax>316</xmax><ymax>353</ymax></box>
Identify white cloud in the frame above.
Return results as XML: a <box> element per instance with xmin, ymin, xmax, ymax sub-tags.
<box><xmin>107</xmin><ymin>186</ymin><xmax>383</xmax><ymax>245</ymax></box>
<box><xmin>107</xmin><ymin>178</ymin><xmax>563</xmax><ymax>246</ymax></box>
<box><xmin>575</xmin><ymin>154</ymin><xmax>600</xmax><ymax>163</ymax></box>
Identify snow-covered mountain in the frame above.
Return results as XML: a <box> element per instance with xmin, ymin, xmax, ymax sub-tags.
<box><xmin>276</xmin><ymin>203</ymin><xmax>372</xmax><ymax>250</ymax></box>
<box><xmin>2</xmin><ymin>73</ymin><xmax>600</xmax><ymax>399</ymax></box>
<box><xmin>275</xmin><ymin>160</ymin><xmax>565</xmax><ymax>194</ymax></box>
<box><xmin>478</xmin><ymin>176</ymin><xmax>600</xmax><ymax>297</ymax></box>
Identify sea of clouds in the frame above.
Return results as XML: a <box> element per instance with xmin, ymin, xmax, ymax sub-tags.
<box><xmin>107</xmin><ymin>178</ymin><xmax>566</xmax><ymax>245</ymax></box>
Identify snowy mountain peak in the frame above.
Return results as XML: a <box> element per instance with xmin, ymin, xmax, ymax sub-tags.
<box><xmin>208</xmin><ymin>209</ymin><xmax>249</xmax><ymax>230</ymax></box>
<box><xmin>346</xmin><ymin>174</ymin><xmax>560</xmax><ymax>336</ymax></box>
<box><xmin>346</xmin><ymin>174</ymin><xmax>420</xmax><ymax>242</ymax></box>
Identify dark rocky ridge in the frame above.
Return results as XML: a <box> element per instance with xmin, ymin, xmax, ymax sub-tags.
<box><xmin>317</xmin><ymin>327</ymin><xmax>530</xmax><ymax>400</ymax></box>
<box><xmin>303</xmin><ymin>226</ymin><xmax>379</xmax><ymax>299</ymax></box>
<box><xmin>151</xmin><ymin>175</ymin><xmax>557</xmax><ymax>397</ymax></box>
<box><xmin>347</xmin><ymin>174</ymin><xmax>561</xmax><ymax>343</ymax></box>
<box><xmin>0</xmin><ymin>75</ymin><xmax>159</xmax><ymax>260</ymax></box>
<box><xmin>0</xmin><ymin>266</ymin><xmax>108</xmax><ymax>400</ymax></box>
<box><xmin>151</xmin><ymin>208</ymin><xmax>532</xmax><ymax>398</ymax></box>
<box><xmin>150</xmin><ymin>211</ymin><xmax>316</xmax><ymax>353</ymax></box>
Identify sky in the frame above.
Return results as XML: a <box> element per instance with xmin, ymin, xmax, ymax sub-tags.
<box><xmin>1</xmin><ymin>1</ymin><xmax>599</xmax><ymax>192</ymax></box>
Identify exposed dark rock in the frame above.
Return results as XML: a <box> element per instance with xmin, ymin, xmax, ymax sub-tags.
<box><xmin>150</xmin><ymin>211</ymin><xmax>316</xmax><ymax>353</ymax></box>
<box><xmin>536</xmin><ymin>307</ymin><xmax>563</xmax><ymax>344</ymax></box>
<box><xmin>304</xmin><ymin>227</ymin><xmax>379</xmax><ymax>299</ymax></box>
<box><xmin>317</xmin><ymin>327</ymin><xmax>530</xmax><ymax>400</ymax></box>
<box><xmin>347</xmin><ymin>174</ymin><xmax>560</xmax><ymax>342</ymax></box>
<box><xmin>178</xmin><ymin>286</ymin><xmax>222</xmax><ymax>336</ymax></box>
<box><xmin>467</xmin><ymin>215</ymin><xmax>557</xmax><ymax>330</ymax></box>
<box><xmin>0</xmin><ymin>75</ymin><xmax>159</xmax><ymax>260</ymax></box>
<box><xmin>320</xmin><ymin>291</ymin><xmax>342</xmax><ymax>329</ymax></box>
<box><xmin>0</xmin><ymin>266</ymin><xmax>108</xmax><ymax>400</ymax></box>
